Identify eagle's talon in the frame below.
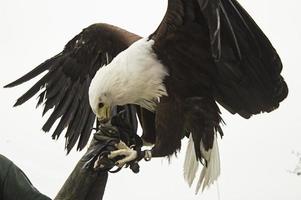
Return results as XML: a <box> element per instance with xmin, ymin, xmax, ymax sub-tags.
<box><xmin>108</xmin><ymin>148</ymin><xmax>138</xmax><ymax>167</ymax></box>
<box><xmin>108</xmin><ymin>140</ymin><xmax>152</xmax><ymax>169</ymax></box>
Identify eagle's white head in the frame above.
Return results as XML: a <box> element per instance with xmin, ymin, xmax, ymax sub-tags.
<box><xmin>88</xmin><ymin>38</ymin><xmax>168</xmax><ymax>122</ymax></box>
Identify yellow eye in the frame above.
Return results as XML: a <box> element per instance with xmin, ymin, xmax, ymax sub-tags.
<box><xmin>98</xmin><ymin>102</ymin><xmax>104</xmax><ymax>108</ymax></box>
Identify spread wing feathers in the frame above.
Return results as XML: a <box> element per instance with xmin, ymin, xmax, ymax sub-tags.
<box><xmin>204</xmin><ymin>0</ymin><xmax>288</xmax><ymax>117</ymax></box>
<box><xmin>197</xmin><ymin>0</ymin><xmax>242</xmax><ymax>61</ymax></box>
<box><xmin>152</xmin><ymin>0</ymin><xmax>288</xmax><ymax>119</ymax></box>
<box><xmin>5</xmin><ymin>23</ymin><xmax>141</xmax><ymax>152</ymax></box>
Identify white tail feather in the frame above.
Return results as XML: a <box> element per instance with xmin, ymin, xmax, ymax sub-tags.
<box><xmin>195</xmin><ymin>134</ymin><xmax>220</xmax><ymax>193</ymax></box>
<box><xmin>183</xmin><ymin>134</ymin><xmax>221</xmax><ymax>194</ymax></box>
<box><xmin>184</xmin><ymin>134</ymin><xmax>199</xmax><ymax>187</ymax></box>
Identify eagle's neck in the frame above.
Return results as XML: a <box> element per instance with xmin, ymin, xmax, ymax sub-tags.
<box><xmin>93</xmin><ymin>38</ymin><xmax>169</xmax><ymax>111</ymax></box>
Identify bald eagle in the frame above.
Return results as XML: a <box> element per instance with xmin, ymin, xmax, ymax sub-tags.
<box><xmin>5</xmin><ymin>0</ymin><xmax>287</xmax><ymax>192</ymax></box>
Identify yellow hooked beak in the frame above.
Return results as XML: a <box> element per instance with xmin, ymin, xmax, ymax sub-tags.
<box><xmin>97</xmin><ymin>104</ymin><xmax>111</xmax><ymax>123</ymax></box>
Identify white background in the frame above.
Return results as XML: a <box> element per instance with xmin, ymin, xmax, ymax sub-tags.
<box><xmin>0</xmin><ymin>0</ymin><xmax>300</xmax><ymax>199</ymax></box>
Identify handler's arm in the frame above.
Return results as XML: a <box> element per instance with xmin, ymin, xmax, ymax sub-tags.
<box><xmin>0</xmin><ymin>154</ymin><xmax>51</xmax><ymax>200</ymax></box>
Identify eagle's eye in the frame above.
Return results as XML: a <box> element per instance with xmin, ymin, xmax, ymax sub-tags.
<box><xmin>98</xmin><ymin>102</ymin><xmax>104</xmax><ymax>109</ymax></box>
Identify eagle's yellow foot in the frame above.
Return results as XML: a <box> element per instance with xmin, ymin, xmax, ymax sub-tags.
<box><xmin>108</xmin><ymin>141</ymin><xmax>138</xmax><ymax>168</ymax></box>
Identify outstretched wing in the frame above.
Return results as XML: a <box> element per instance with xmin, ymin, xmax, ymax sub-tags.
<box><xmin>5</xmin><ymin>23</ymin><xmax>141</xmax><ymax>152</ymax></box>
<box><xmin>151</xmin><ymin>0</ymin><xmax>288</xmax><ymax>118</ymax></box>
<box><xmin>204</xmin><ymin>0</ymin><xmax>288</xmax><ymax>117</ymax></box>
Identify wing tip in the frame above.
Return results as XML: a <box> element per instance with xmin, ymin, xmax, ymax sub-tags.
<box><xmin>3</xmin><ymin>84</ymin><xmax>10</xmax><ymax>89</ymax></box>
<box><xmin>13</xmin><ymin>99</ymin><xmax>24</xmax><ymax>107</ymax></box>
<box><xmin>3</xmin><ymin>81</ymin><xmax>19</xmax><ymax>88</ymax></box>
